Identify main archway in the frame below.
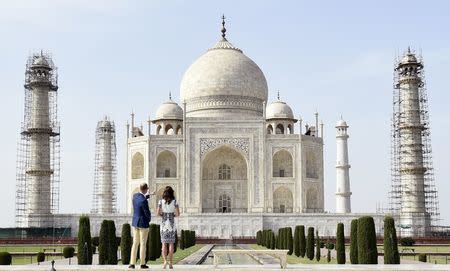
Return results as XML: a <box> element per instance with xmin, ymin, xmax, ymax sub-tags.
<box><xmin>201</xmin><ymin>145</ymin><xmax>248</xmax><ymax>213</ymax></box>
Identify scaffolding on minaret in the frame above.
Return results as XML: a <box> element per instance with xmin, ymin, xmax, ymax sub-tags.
<box><xmin>91</xmin><ymin>116</ymin><xmax>117</xmax><ymax>214</ymax></box>
<box><xmin>15</xmin><ymin>51</ymin><xmax>60</xmax><ymax>227</ymax></box>
<box><xmin>389</xmin><ymin>48</ymin><xmax>440</xmax><ymax>236</ymax></box>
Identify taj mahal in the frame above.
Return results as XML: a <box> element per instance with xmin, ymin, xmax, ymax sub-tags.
<box><xmin>19</xmin><ymin>16</ymin><xmax>447</xmax><ymax>239</ymax></box>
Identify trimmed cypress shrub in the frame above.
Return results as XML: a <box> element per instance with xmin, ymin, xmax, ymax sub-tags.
<box><xmin>357</xmin><ymin>216</ymin><xmax>378</xmax><ymax>264</ymax></box>
<box><xmin>299</xmin><ymin>225</ymin><xmax>306</xmax><ymax>258</ymax></box>
<box><xmin>350</xmin><ymin>219</ymin><xmax>358</xmax><ymax>264</ymax></box>
<box><xmin>294</xmin><ymin>226</ymin><xmax>301</xmax><ymax>257</ymax></box>
<box><xmin>108</xmin><ymin>220</ymin><xmax>118</xmax><ymax>265</ymax></box>
<box><xmin>271</xmin><ymin>231</ymin><xmax>276</xmax><ymax>249</ymax></box>
<box><xmin>174</xmin><ymin>230</ymin><xmax>178</xmax><ymax>253</ymax></box>
<box><xmin>0</xmin><ymin>252</ymin><xmax>11</xmax><ymax>265</ymax></box>
<box><xmin>418</xmin><ymin>253</ymin><xmax>427</xmax><ymax>262</ymax></box>
<box><xmin>183</xmin><ymin>230</ymin><xmax>189</xmax><ymax>249</ymax></box>
<box><xmin>327</xmin><ymin>249</ymin><xmax>331</xmax><ymax>263</ymax></box>
<box><xmin>63</xmin><ymin>246</ymin><xmax>75</xmax><ymax>265</ymax></box>
<box><xmin>287</xmin><ymin>227</ymin><xmax>293</xmax><ymax>255</ymax></box>
<box><xmin>37</xmin><ymin>252</ymin><xmax>45</xmax><ymax>265</ymax></box>
<box><xmin>156</xmin><ymin>224</ymin><xmax>162</xmax><ymax>258</ymax></box>
<box><xmin>257</xmin><ymin>230</ymin><xmax>261</xmax><ymax>245</ymax></box>
<box><xmin>326</xmin><ymin>243</ymin><xmax>335</xmax><ymax>250</ymax></box>
<box><xmin>306</xmin><ymin>227</ymin><xmax>314</xmax><ymax>260</ymax></box>
<box><xmin>98</xmin><ymin>220</ymin><xmax>109</xmax><ymax>265</ymax></box>
<box><xmin>120</xmin><ymin>223</ymin><xmax>132</xmax><ymax>265</ymax></box>
<box><xmin>146</xmin><ymin>224</ymin><xmax>159</xmax><ymax>261</ymax></box>
<box><xmin>77</xmin><ymin>215</ymin><xmax>93</xmax><ymax>265</ymax></box>
<box><xmin>315</xmin><ymin>230</ymin><xmax>321</xmax><ymax>261</ymax></box>
<box><xmin>336</xmin><ymin>223</ymin><xmax>345</xmax><ymax>264</ymax></box>
<box><xmin>180</xmin><ymin>230</ymin><xmax>185</xmax><ymax>250</ymax></box>
<box><xmin>383</xmin><ymin>216</ymin><xmax>400</xmax><ymax>264</ymax></box>
<box><xmin>400</xmin><ymin>237</ymin><xmax>415</xmax><ymax>246</ymax></box>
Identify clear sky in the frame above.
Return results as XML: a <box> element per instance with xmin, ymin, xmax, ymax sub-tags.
<box><xmin>0</xmin><ymin>0</ymin><xmax>449</xmax><ymax>227</ymax></box>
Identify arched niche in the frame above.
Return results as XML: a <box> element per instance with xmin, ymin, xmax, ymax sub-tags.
<box><xmin>131</xmin><ymin>152</ymin><xmax>144</xmax><ymax>179</ymax></box>
<box><xmin>156</xmin><ymin>150</ymin><xmax>177</xmax><ymax>178</ymax></box>
<box><xmin>272</xmin><ymin>149</ymin><xmax>293</xmax><ymax>177</ymax></box>
<box><xmin>273</xmin><ymin>186</ymin><xmax>293</xmax><ymax>213</ymax></box>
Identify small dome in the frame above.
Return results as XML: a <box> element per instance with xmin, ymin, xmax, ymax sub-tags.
<box><xmin>98</xmin><ymin>116</ymin><xmax>113</xmax><ymax>129</ymax></box>
<box><xmin>154</xmin><ymin>100</ymin><xmax>183</xmax><ymax>121</ymax></box>
<box><xmin>336</xmin><ymin>118</ymin><xmax>348</xmax><ymax>127</ymax></box>
<box><xmin>266</xmin><ymin>100</ymin><xmax>294</xmax><ymax>120</ymax></box>
<box><xmin>401</xmin><ymin>53</ymin><xmax>417</xmax><ymax>64</ymax></box>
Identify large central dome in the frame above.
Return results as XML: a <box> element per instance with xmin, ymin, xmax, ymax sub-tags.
<box><xmin>180</xmin><ymin>30</ymin><xmax>268</xmax><ymax>118</ymax></box>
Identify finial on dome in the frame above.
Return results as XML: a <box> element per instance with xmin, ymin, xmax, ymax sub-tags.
<box><xmin>169</xmin><ymin>91</ymin><xmax>172</xmax><ymax>101</ymax></box>
<box><xmin>221</xmin><ymin>14</ymin><xmax>226</xmax><ymax>39</ymax></box>
<box><xmin>277</xmin><ymin>91</ymin><xmax>280</xmax><ymax>100</ymax></box>
<box><xmin>407</xmin><ymin>46</ymin><xmax>411</xmax><ymax>53</ymax></box>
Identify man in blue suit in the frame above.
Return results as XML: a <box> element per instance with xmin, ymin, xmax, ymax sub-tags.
<box><xmin>129</xmin><ymin>183</ymin><xmax>153</xmax><ymax>269</ymax></box>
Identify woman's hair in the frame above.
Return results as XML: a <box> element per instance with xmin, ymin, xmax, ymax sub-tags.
<box><xmin>162</xmin><ymin>186</ymin><xmax>175</xmax><ymax>204</ymax></box>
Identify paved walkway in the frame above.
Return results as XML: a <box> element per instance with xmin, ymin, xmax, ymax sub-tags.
<box><xmin>2</xmin><ymin>264</ymin><xmax>450</xmax><ymax>270</ymax></box>
<box><xmin>178</xmin><ymin>245</ymin><xmax>214</xmax><ymax>265</ymax></box>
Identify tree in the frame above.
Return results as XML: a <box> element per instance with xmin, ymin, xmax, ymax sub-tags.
<box><xmin>120</xmin><ymin>223</ymin><xmax>132</xmax><ymax>265</ymax></box>
<box><xmin>37</xmin><ymin>252</ymin><xmax>45</xmax><ymax>265</ymax></box>
<box><xmin>0</xmin><ymin>252</ymin><xmax>12</xmax><ymax>265</ymax></box>
<box><xmin>350</xmin><ymin>219</ymin><xmax>358</xmax><ymax>264</ymax></box>
<box><xmin>77</xmin><ymin>215</ymin><xmax>93</xmax><ymax>265</ymax></box>
<box><xmin>287</xmin><ymin>227</ymin><xmax>293</xmax><ymax>255</ymax></box>
<box><xmin>63</xmin><ymin>246</ymin><xmax>75</xmax><ymax>265</ymax></box>
<box><xmin>98</xmin><ymin>220</ymin><xmax>109</xmax><ymax>265</ymax></box>
<box><xmin>180</xmin><ymin>230</ymin><xmax>185</xmax><ymax>250</ymax></box>
<box><xmin>336</xmin><ymin>223</ymin><xmax>345</xmax><ymax>264</ymax></box>
<box><xmin>315</xmin><ymin>230</ymin><xmax>321</xmax><ymax>261</ymax></box>
<box><xmin>270</xmin><ymin>231</ymin><xmax>276</xmax><ymax>249</ymax></box>
<box><xmin>257</xmin><ymin>230</ymin><xmax>261</xmax><ymax>245</ymax></box>
<box><xmin>156</xmin><ymin>224</ymin><xmax>162</xmax><ymax>258</ymax></box>
<box><xmin>294</xmin><ymin>226</ymin><xmax>301</xmax><ymax>257</ymax></box>
<box><xmin>357</xmin><ymin>216</ymin><xmax>378</xmax><ymax>264</ymax></box>
<box><xmin>327</xmin><ymin>249</ymin><xmax>331</xmax><ymax>263</ymax></box>
<box><xmin>306</xmin><ymin>227</ymin><xmax>315</xmax><ymax>260</ymax></box>
<box><xmin>147</xmin><ymin>224</ymin><xmax>159</xmax><ymax>261</ymax></box>
<box><xmin>299</xmin><ymin>225</ymin><xmax>306</xmax><ymax>258</ymax></box>
<box><xmin>108</xmin><ymin>220</ymin><xmax>118</xmax><ymax>265</ymax></box>
<box><xmin>383</xmin><ymin>216</ymin><xmax>400</xmax><ymax>264</ymax></box>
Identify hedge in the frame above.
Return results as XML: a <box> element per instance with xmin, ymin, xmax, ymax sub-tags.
<box><xmin>383</xmin><ymin>216</ymin><xmax>400</xmax><ymax>264</ymax></box>
<box><xmin>147</xmin><ymin>224</ymin><xmax>159</xmax><ymax>261</ymax></box>
<box><xmin>357</xmin><ymin>216</ymin><xmax>378</xmax><ymax>264</ymax></box>
<box><xmin>77</xmin><ymin>215</ymin><xmax>93</xmax><ymax>265</ymax></box>
<box><xmin>299</xmin><ymin>225</ymin><xmax>306</xmax><ymax>258</ymax></box>
<box><xmin>336</xmin><ymin>223</ymin><xmax>345</xmax><ymax>264</ymax></box>
<box><xmin>294</xmin><ymin>226</ymin><xmax>301</xmax><ymax>257</ymax></box>
<box><xmin>418</xmin><ymin>253</ymin><xmax>427</xmax><ymax>262</ymax></box>
<box><xmin>315</xmin><ymin>230</ymin><xmax>320</xmax><ymax>261</ymax></box>
<box><xmin>306</xmin><ymin>227</ymin><xmax>314</xmax><ymax>260</ymax></box>
<box><xmin>99</xmin><ymin>220</ymin><xmax>118</xmax><ymax>265</ymax></box>
<box><xmin>287</xmin><ymin>227</ymin><xmax>293</xmax><ymax>255</ymax></box>
<box><xmin>0</xmin><ymin>252</ymin><xmax>12</xmax><ymax>265</ymax></box>
<box><xmin>37</xmin><ymin>252</ymin><xmax>45</xmax><ymax>264</ymax></box>
<box><xmin>350</xmin><ymin>219</ymin><xmax>358</xmax><ymax>264</ymax></box>
<box><xmin>120</xmin><ymin>223</ymin><xmax>132</xmax><ymax>265</ymax></box>
<box><xmin>63</xmin><ymin>246</ymin><xmax>75</xmax><ymax>264</ymax></box>
<box><xmin>400</xmin><ymin>237</ymin><xmax>415</xmax><ymax>246</ymax></box>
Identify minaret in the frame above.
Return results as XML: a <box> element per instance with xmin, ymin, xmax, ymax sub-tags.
<box><xmin>392</xmin><ymin>48</ymin><xmax>434</xmax><ymax>236</ymax></box>
<box><xmin>335</xmin><ymin>117</ymin><xmax>351</xmax><ymax>213</ymax></box>
<box><xmin>92</xmin><ymin>116</ymin><xmax>117</xmax><ymax>214</ymax></box>
<box><xmin>15</xmin><ymin>51</ymin><xmax>60</xmax><ymax>227</ymax></box>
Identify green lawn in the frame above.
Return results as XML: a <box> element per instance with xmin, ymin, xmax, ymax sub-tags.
<box><xmin>0</xmin><ymin>245</ymin><xmax>72</xmax><ymax>253</ymax></box>
<box><xmin>250</xmin><ymin>245</ymin><xmax>337</xmax><ymax>264</ymax></box>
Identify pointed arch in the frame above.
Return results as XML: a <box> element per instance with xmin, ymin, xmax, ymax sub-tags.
<box><xmin>156</xmin><ymin>150</ymin><xmax>177</xmax><ymax>178</ymax></box>
<box><xmin>275</xmin><ymin>124</ymin><xmax>284</xmax><ymax>134</ymax></box>
<box><xmin>273</xmin><ymin>186</ymin><xmax>293</xmax><ymax>213</ymax></box>
<box><xmin>267</xmin><ymin>124</ymin><xmax>273</xmax><ymax>134</ymax></box>
<box><xmin>273</xmin><ymin>149</ymin><xmax>293</xmax><ymax>177</ymax></box>
<box><xmin>131</xmin><ymin>152</ymin><xmax>144</xmax><ymax>179</ymax></box>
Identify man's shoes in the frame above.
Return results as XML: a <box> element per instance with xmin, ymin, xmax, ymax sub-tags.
<box><xmin>140</xmin><ymin>265</ymin><xmax>149</xmax><ymax>269</ymax></box>
<box><xmin>128</xmin><ymin>264</ymin><xmax>135</xmax><ymax>269</ymax></box>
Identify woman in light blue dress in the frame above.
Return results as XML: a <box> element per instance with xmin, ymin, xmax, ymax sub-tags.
<box><xmin>156</xmin><ymin>186</ymin><xmax>180</xmax><ymax>269</ymax></box>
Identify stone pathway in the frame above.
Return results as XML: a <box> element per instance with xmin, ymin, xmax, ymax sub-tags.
<box><xmin>178</xmin><ymin>245</ymin><xmax>214</xmax><ymax>265</ymax></box>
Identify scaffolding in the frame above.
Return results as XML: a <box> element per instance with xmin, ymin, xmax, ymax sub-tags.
<box><xmin>389</xmin><ymin>49</ymin><xmax>440</xmax><ymax>236</ymax></box>
<box><xmin>91</xmin><ymin>116</ymin><xmax>117</xmax><ymax>214</ymax></box>
<box><xmin>15</xmin><ymin>51</ymin><xmax>60</xmax><ymax>228</ymax></box>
